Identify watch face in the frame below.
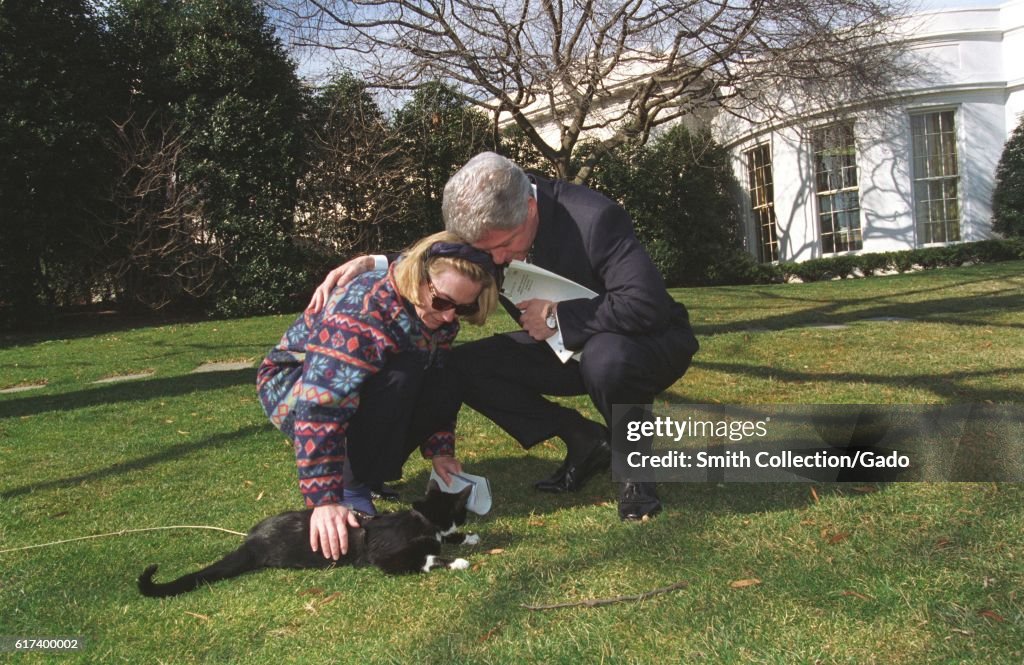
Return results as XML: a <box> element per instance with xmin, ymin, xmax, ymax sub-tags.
<box><xmin>546</xmin><ymin>313</ymin><xmax>557</xmax><ymax>329</ymax></box>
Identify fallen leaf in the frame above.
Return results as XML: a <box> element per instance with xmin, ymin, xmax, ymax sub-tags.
<box><xmin>487</xmin><ymin>548</ymin><xmax>505</xmax><ymax>555</ymax></box>
<box><xmin>298</xmin><ymin>587</ymin><xmax>324</xmax><ymax>597</ymax></box>
<box><xmin>177</xmin><ymin>430</ymin><xmax>190</xmax><ymax>435</ymax></box>
<box><xmin>826</xmin><ymin>532</ymin><xmax>850</xmax><ymax>545</ymax></box>
<box><xmin>730</xmin><ymin>578</ymin><xmax>761</xmax><ymax>589</ymax></box>
<box><xmin>479</xmin><ymin>623</ymin><xmax>502</xmax><ymax>642</ymax></box>
<box><xmin>527</xmin><ymin>517</ymin><xmax>546</xmax><ymax>527</ymax></box>
<box><xmin>255</xmin><ymin>491</ymin><xmax>265</xmax><ymax>502</ymax></box>
<box><xmin>185</xmin><ymin>611</ymin><xmax>210</xmax><ymax>621</ymax></box>
<box><xmin>977</xmin><ymin>609</ymin><xmax>1005</xmax><ymax>623</ymax></box>
<box><xmin>244</xmin><ymin>480</ymin><xmax>254</xmax><ymax>487</ymax></box>
<box><xmin>319</xmin><ymin>592</ymin><xmax>342</xmax><ymax>607</ymax></box>
<box><xmin>934</xmin><ymin>538</ymin><xmax>953</xmax><ymax>549</ymax></box>
<box><xmin>851</xmin><ymin>486</ymin><xmax>877</xmax><ymax>494</ymax></box>
<box><xmin>810</xmin><ymin>486</ymin><xmax>820</xmax><ymax>504</ymax></box>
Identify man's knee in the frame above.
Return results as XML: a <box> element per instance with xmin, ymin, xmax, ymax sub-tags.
<box><xmin>579</xmin><ymin>334</ymin><xmax>639</xmax><ymax>388</ymax></box>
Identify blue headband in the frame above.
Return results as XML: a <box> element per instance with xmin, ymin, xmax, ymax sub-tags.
<box><xmin>427</xmin><ymin>242</ymin><xmax>499</xmax><ymax>282</ymax></box>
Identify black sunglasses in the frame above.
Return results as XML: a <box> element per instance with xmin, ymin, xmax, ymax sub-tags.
<box><xmin>427</xmin><ymin>279</ymin><xmax>479</xmax><ymax>316</ymax></box>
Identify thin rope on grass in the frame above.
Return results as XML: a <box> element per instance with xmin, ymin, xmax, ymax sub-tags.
<box><xmin>0</xmin><ymin>525</ymin><xmax>246</xmax><ymax>555</ymax></box>
<box><xmin>521</xmin><ymin>580</ymin><xmax>690</xmax><ymax>611</ymax></box>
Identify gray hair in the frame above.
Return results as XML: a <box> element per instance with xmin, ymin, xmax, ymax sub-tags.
<box><xmin>442</xmin><ymin>152</ymin><xmax>533</xmax><ymax>242</ymax></box>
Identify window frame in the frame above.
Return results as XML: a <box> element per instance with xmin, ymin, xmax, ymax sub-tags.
<box><xmin>909</xmin><ymin>107</ymin><xmax>963</xmax><ymax>246</ymax></box>
<box><xmin>745</xmin><ymin>142</ymin><xmax>780</xmax><ymax>263</ymax></box>
<box><xmin>811</xmin><ymin>122</ymin><xmax>864</xmax><ymax>254</ymax></box>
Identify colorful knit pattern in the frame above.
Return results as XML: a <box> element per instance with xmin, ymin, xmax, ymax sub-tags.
<box><xmin>257</xmin><ymin>267</ymin><xmax>459</xmax><ymax>507</ymax></box>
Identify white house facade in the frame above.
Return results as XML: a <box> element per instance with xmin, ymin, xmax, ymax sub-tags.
<box><xmin>714</xmin><ymin>0</ymin><xmax>1024</xmax><ymax>263</ymax></box>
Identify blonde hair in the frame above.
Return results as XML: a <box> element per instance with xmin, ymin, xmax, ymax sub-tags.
<box><xmin>393</xmin><ymin>230</ymin><xmax>498</xmax><ymax>325</ymax></box>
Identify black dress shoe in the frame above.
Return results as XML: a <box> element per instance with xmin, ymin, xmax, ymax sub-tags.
<box><xmin>370</xmin><ymin>484</ymin><xmax>401</xmax><ymax>501</ymax></box>
<box><xmin>618</xmin><ymin>482</ymin><xmax>662</xmax><ymax>521</ymax></box>
<box><xmin>535</xmin><ymin>440</ymin><xmax>612</xmax><ymax>493</ymax></box>
<box><xmin>534</xmin><ymin>458</ymin><xmax>569</xmax><ymax>489</ymax></box>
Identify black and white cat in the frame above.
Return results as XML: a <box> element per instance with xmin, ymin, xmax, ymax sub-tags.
<box><xmin>138</xmin><ymin>482</ymin><xmax>478</xmax><ymax>597</ymax></box>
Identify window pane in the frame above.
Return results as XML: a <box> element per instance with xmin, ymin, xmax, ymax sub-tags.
<box><xmin>747</xmin><ymin>144</ymin><xmax>779</xmax><ymax>263</ymax></box>
<box><xmin>813</xmin><ymin>123</ymin><xmax>862</xmax><ymax>253</ymax></box>
<box><xmin>910</xmin><ymin>110</ymin><xmax>960</xmax><ymax>244</ymax></box>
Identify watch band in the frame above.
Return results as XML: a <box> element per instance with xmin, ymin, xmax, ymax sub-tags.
<box><xmin>545</xmin><ymin>305</ymin><xmax>558</xmax><ymax>330</ymax></box>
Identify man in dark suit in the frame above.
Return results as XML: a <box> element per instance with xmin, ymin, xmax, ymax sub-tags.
<box><xmin>311</xmin><ymin>152</ymin><xmax>698</xmax><ymax>520</ymax></box>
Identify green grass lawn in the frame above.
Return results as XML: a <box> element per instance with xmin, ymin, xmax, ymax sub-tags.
<box><xmin>1</xmin><ymin>261</ymin><xmax>1022</xmax><ymax>664</ymax></box>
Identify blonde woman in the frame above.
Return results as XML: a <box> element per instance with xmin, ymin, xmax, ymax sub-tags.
<box><xmin>257</xmin><ymin>231</ymin><xmax>498</xmax><ymax>560</ymax></box>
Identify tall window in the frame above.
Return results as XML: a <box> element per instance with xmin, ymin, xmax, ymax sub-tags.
<box><xmin>746</xmin><ymin>144</ymin><xmax>779</xmax><ymax>263</ymax></box>
<box><xmin>813</xmin><ymin>123</ymin><xmax>863</xmax><ymax>253</ymax></box>
<box><xmin>911</xmin><ymin>110</ymin><xmax>961</xmax><ymax>244</ymax></box>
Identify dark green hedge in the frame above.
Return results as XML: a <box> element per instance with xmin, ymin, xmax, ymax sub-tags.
<box><xmin>731</xmin><ymin>239</ymin><xmax>1024</xmax><ymax>284</ymax></box>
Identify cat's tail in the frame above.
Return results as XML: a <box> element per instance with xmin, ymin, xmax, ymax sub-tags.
<box><xmin>138</xmin><ymin>545</ymin><xmax>257</xmax><ymax>598</ymax></box>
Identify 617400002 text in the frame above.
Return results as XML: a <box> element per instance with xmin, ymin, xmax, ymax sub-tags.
<box><xmin>0</xmin><ymin>636</ymin><xmax>85</xmax><ymax>652</ymax></box>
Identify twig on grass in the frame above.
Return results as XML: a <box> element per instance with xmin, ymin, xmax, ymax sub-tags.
<box><xmin>0</xmin><ymin>525</ymin><xmax>246</xmax><ymax>554</ymax></box>
<box><xmin>521</xmin><ymin>580</ymin><xmax>689</xmax><ymax>611</ymax></box>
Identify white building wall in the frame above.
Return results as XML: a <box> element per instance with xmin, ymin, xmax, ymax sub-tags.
<box><xmin>859</xmin><ymin>108</ymin><xmax>916</xmax><ymax>252</ymax></box>
<box><xmin>1002</xmin><ymin>1</ymin><xmax>1024</xmax><ymax>127</ymax></box>
<box><xmin>716</xmin><ymin>1</ymin><xmax>1023</xmax><ymax>263</ymax></box>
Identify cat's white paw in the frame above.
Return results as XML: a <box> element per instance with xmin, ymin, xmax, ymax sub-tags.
<box><xmin>463</xmin><ymin>534</ymin><xmax>480</xmax><ymax>546</ymax></box>
<box><xmin>449</xmin><ymin>558</ymin><xmax>470</xmax><ymax>570</ymax></box>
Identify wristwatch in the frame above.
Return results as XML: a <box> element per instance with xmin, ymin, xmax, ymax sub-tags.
<box><xmin>545</xmin><ymin>305</ymin><xmax>558</xmax><ymax>330</ymax></box>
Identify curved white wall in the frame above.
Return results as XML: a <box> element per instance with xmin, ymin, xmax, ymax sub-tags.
<box><xmin>715</xmin><ymin>1</ymin><xmax>1023</xmax><ymax>262</ymax></box>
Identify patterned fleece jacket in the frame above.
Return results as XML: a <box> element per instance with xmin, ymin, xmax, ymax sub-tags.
<box><xmin>256</xmin><ymin>267</ymin><xmax>458</xmax><ymax>507</ymax></box>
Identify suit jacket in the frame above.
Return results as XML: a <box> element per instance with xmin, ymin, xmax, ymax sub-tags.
<box><xmin>526</xmin><ymin>176</ymin><xmax>692</xmax><ymax>352</ymax></box>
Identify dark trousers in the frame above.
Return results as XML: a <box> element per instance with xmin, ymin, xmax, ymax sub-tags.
<box><xmin>451</xmin><ymin>325</ymin><xmax>698</xmax><ymax>451</ymax></box>
<box><xmin>344</xmin><ymin>352</ymin><xmax>461</xmax><ymax>486</ymax></box>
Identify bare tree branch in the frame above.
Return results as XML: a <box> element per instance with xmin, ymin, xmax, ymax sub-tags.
<box><xmin>267</xmin><ymin>0</ymin><xmax>916</xmax><ymax>181</ymax></box>
<box><xmin>104</xmin><ymin>114</ymin><xmax>222</xmax><ymax>309</ymax></box>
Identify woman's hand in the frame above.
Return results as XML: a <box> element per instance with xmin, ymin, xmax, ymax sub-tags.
<box><xmin>306</xmin><ymin>256</ymin><xmax>375</xmax><ymax>313</ymax></box>
<box><xmin>431</xmin><ymin>455</ymin><xmax>463</xmax><ymax>486</ymax></box>
<box><xmin>309</xmin><ymin>504</ymin><xmax>362</xmax><ymax>560</ymax></box>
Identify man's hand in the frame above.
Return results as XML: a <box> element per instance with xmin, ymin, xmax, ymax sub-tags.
<box><xmin>309</xmin><ymin>504</ymin><xmax>362</xmax><ymax>560</ymax></box>
<box><xmin>306</xmin><ymin>255</ymin><xmax>375</xmax><ymax>313</ymax></box>
<box><xmin>431</xmin><ymin>455</ymin><xmax>463</xmax><ymax>486</ymax></box>
<box><xmin>516</xmin><ymin>299</ymin><xmax>558</xmax><ymax>341</ymax></box>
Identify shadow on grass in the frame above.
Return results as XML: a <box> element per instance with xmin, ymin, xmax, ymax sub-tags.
<box><xmin>0</xmin><ymin>369</ymin><xmax>254</xmax><ymax>420</ymax></box>
<box><xmin>692</xmin><ymin>286</ymin><xmax>1024</xmax><ymax>336</ymax></box>
<box><xmin>692</xmin><ymin>361</ymin><xmax>1024</xmax><ymax>403</ymax></box>
<box><xmin>396</xmin><ymin>481</ymin><xmax>1024</xmax><ymax>660</ymax></box>
<box><xmin>0</xmin><ymin>424</ymin><xmax>267</xmax><ymax>500</ymax></box>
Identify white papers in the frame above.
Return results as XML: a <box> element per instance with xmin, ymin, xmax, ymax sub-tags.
<box><xmin>500</xmin><ymin>260</ymin><xmax>598</xmax><ymax>363</ymax></box>
<box><xmin>429</xmin><ymin>469</ymin><xmax>493</xmax><ymax>515</ymax></box>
